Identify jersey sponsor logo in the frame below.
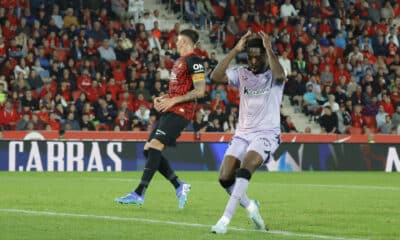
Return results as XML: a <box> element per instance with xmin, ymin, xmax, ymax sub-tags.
<box><xmin>243</xmin><ymin>86</ymin><xmax>271</xmax><ymax>96</ymax></box>
<box><xmin>193</xmin><ymin>63</ymin><xmax>204</xmax><ymax>70</ymax></box>
<box><xmin>179</xmin><ymin>108</ymin><xmax>185</xmax><ymax>112</ymax></box>
<box><xmin>192</xmin><ymin>73</ymin><xmax>205</xmax><ymax>82</ymax></box>
<box><xmin>192</xmin><ymin>63</ymin><xmax>204</xmax><ymax>73</ymax></box>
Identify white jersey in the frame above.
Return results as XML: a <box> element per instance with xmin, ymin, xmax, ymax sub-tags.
<box><xmin>226</xmin><ymin>66</ymin><xmax>284</xmax><ymax>134</ymax></box>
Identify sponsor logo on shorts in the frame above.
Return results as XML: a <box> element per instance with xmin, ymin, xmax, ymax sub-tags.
<box><xmin>155</xmin><ymin>129</ymin><xmax>166</xmax><ymax>136</ymax></box>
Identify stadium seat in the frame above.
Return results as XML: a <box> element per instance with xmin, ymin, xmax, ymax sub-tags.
<box><xmin>72</xmin><ymin>90</ymin><xmax>82</xmax><ymax>102</ymax></box>
<box><xmin>363</xmin><ymin>116</ymin><xmax>377</xmax><ymax>128</ymax></box>
<box><xmin>95</xmin><ymin>123</ymin><xmax>110</xmax><ymax>131</ymax></box>
<box><xmin>224</xmin><ymin>34</ymin><xmax>236</xmax><ymax>50</ymax></box>
<box><xmin>349</xmin><ymin>127</ymin><xmax>363</xmax><ymax>134</ymax></box>
<box><xmin>213</xmin><ymin>5</ymin><xmax>225</xmax><ymax>21</ymax></box>
<box><xmin>55</xmin><ymin>49</ymin><xmax>70</xmax><ymax>62</ymax></box>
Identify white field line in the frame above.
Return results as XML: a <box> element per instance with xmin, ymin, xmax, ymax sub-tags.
<box><xmin>0</xmin><ymin>208</ymin><xmax>367</xmax><ymax>240</ymax></box>
<box><xmin>80</xmin><ymin>177</ymin><xmax>400</xmax><ymax>191</ymax></box>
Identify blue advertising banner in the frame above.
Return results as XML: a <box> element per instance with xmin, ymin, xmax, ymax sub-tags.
<box><xmin>1</xmin><ymin>141</ymin><xmax>400</xmax><ymax>172</ymax></box>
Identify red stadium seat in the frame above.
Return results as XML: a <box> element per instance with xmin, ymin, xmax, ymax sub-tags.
<box><xmin>95</xmin><ymin>123</ymin><xmax>110</xmax><ymax>131</ymax></box>
<box><xmin>224</xmin><ymin>34</ymin><xmax>236</xmax><ymax>49</ymax></box>
<box><xmin>55</xmin><ymin>49</ymin><xmax>70</xmax><ymax>62</ymax></box>
<box><xmin>349</xmin><ymin>127</ymin><xmax>363</xmax><ymax>134</ymax></box>
<box><xmin>363</xmin><ymin>116</ymin><xmax>377</xmax><ymax>128</ymax></box>
<box><xmin>72</xmin><ymin>90</ymin><xmax>82</xmax><ymax>102</ymax></box>
<box><xmin>213</xmin><ymin>5</ymin><xmax>225</xmax><ymax>21</ymax></box>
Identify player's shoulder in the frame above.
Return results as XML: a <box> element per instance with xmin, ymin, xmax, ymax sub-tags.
<box><xmin>185</xmin><ymin>54</ymin><xmax>204</xmax><ymax>73</ymax></box>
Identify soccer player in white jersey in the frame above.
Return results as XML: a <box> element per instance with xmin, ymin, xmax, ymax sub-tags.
<box><xmin>210</xmin><ymin>31</ymin><xmax>286</xmax><ymax>234</ymax></box>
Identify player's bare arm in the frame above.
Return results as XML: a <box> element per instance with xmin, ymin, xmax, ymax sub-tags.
<box><xmin>211</xmin><ymin>31</ymin><xmax>252</xmax><ymax>83</ymax></box>
<box><xmin>258</xmin><ymin>31</ymin><xmax>286</xmax><ymax>84</ymax></box>
<box><xmin>157</xmin><ymin>79</ymin><xmax>206</xmax><ymax>112</ymax></box>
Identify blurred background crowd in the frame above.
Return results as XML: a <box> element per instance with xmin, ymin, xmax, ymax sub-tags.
<box><xmin>0</xmin><ymin>0</ymin><xmax>399</xmax><ymax>135</ymax></box>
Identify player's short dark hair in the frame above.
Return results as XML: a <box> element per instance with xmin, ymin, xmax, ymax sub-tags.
<box><xmin>180</xmin><ymin>29</ymin><xmax>199</xmax><ymax>45</ymax></box>
<box><xmin>246</xmin><ymin>38</ymin><xmax>265</xmax><ymax>53</ymax></box>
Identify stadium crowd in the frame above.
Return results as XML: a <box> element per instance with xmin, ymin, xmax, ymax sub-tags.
<box><xmin>0</xmin><ymin>0</ymin><xmax>399</xmax><ymax>135</ymax></box>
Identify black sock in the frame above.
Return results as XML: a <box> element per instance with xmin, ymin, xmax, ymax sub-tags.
<box><xmin>135</xmin><ymin>148</ymin><xmax>162</xmax><ymax>195</ymax></box>
<box><xmin>159</xmin><ymin>155</ymin><xmax>181</xmax><ymax>189</ymax></box>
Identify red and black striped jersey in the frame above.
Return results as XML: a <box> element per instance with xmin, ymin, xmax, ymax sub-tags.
<box><xmin>167</xmin><ymin>52</ymin><xmax>205</xmax><ymax>120</ymax></box>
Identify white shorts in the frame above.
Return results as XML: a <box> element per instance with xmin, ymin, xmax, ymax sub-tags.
<box><xmin>225</xmin><ymin>131</ymin><xmax>281</xmax><ymax>163</ymax></box>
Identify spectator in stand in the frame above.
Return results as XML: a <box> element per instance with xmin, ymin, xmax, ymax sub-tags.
<box><xmin>63</xmin><ymin>8</ymin><xmax>79</xmax><ymax>28</ymax></box>
<box><xmin>0</xmin><ymin>100</ymin><xmax>19</xmax><ymax>130</ymax></box>
<box><xmin>98</xmin><ymin>39</ymin><xmax>116</xmax><ymax>62</ymax></box>
<box><xmin>192</xmin><ymin>110</ymin><xmax>208</xmax><ymax>133</ymax></box>
<box><xmin>376</xmin><ymin>105</ymin><xmax>388</xmax><ymax>130</ymax></box>
<box><xmin>223</xmin><ymin>113</ymin><xmax>236</xmax><ymax>133</ymax></box>
<box><xmin>279</xmin><ymin>50</ymin><xmax>291</xmax><ymax>77</ymax></box>
<box><xmin>184</xmin><ymin>0</ymin><xmax>204</xmax><ymax>29</ymax></box>
<box><xmin>280</xmin><ymin>0</ymin><xmax>298</xmax><ymax>19</ymax></box>
<box><xmin>322</xmin><ymin>95</ymin><xmax>339</xmax><ymax>114</ymax></box>
<box><xmin>380</xmin><ymin>115</ymin><xmax>392</xmax><ymax>134</ymax></box>
<box><xmin>319</xmin><ymin>106</ymin><xmax>338</xmax><ymax>134</ymax></box>
<box><xmin>21</xmin><ymin>90</ymin><xmax>39</xmax><ymax>111</ymax></box>
<box><xmin>206</xmin><ymin>117</ymin><xmax>222</xmax><ymax>132</ymax></box>
<box><xmin>351</xmin><ymin>104</ymin><xmax>364</xmax><ymax>128</ymax></box>
<box><xmin>140</xmin><ymin>11</ymin><xmax>155</xmax><ymax>32</ymax></box>
<box><xmin>379</xmin><ymin>93</ymin><xmax>394</xmax><ymax>116</ymax></box>
<box><xmin>115</xmin><ymin>110</ymin><xmax>130</xmax><ymax>131</ymax></box>
<box><xmin>337</xmin><ymin>104</ymin><xmax>351</xmax><ymax>134</ymax></box>
<box><xmin>391</xmin><ymin>105</ymin><xmax>400</xmax><ymax>131</ymax></box>
<box><xmin>16</xmin><ymin>112</ymin><xmax>30</xmax><ymax>130</ymax></box>
<box><xmin>211</xmin><ymin>83</ymin><xmax>228</xmax><ymax>104</ymax></box>
<box><xmin>135</xmin><ymin>104</ymin><xmax>150</xmax><ymax>126</ymax></box>
<box><xmin>64</xmin><ymin>112</ymin><xmax>81</xmax><ymax>131</ymax></box>
<box><xmin>31</xmin><ymin>113</ymin><xmax>46</xmax><ymax>130</ymax></box>
<box><xmin>80</xmin><ymin>113</ymin><xmax>95</xmax><ymax>131</ymax></box>
<box><xmin>303</xmin><ymin>83</ymin><xmax>320</xmax><ymax>122</ymax></box>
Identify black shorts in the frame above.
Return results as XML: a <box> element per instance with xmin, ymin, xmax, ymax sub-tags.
<box><xmin>148</xmin><ymin>112</ymin><xmax>189</xmax><ymax>146</ymax></box>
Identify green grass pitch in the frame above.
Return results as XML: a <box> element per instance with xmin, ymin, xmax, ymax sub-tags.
<box><xmin>0</xmin><ymin>172</ymin><xmax>399</xmax><ymax>240</ymax></box>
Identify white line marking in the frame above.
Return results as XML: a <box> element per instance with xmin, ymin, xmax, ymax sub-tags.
<box><xmin>80</xmin><ymin>177</ymin><xmax>400</xmax><ymax>191</ymax></box>
<box><xmin>0</xmin><ymin>208</ymin><xmax>366</xmax><ymax>240</ymax></box>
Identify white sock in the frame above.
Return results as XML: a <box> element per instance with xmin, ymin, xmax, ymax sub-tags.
<box><xmin>222</xmin><ymin>177</ymin><xmax>249</xmax><ymax>221</ymax></box>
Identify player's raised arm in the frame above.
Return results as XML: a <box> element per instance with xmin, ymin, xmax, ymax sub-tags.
<box><xmin>258</xmin><ymin>31</ymin><xmax>286</xmax><ymax>84</ymax></box>
<box><xmin>210</xmin><ymin>31</ymin><xmax>252</xmax><ymax>83</ymax></box>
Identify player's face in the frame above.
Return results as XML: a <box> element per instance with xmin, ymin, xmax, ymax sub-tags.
<box><xmin>247</xmin><ymin>47</ymin><xmax>266</xmax><ymax>74</ymax></box>
<box><xmin>176</xmin><ymin>35</ymin><xmax>187</xmax><ymax>54</ymax></box>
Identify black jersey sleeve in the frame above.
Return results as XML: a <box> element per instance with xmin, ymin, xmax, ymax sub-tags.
<box><xmin>186</xmin><ymin>55</ymin><xmax>206</xmax><ymax>83</ymax></box>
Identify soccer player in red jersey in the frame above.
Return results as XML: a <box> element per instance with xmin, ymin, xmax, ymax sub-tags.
<box><xmin>115</xmin><ymin>29</ymin><xmax>206</xmax><ymax>209</ymax></box>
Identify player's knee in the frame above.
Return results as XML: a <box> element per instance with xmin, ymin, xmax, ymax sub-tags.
<box><xmin>236</xmin><ymin>168</ymin><xmax>252</xmax><ymax>180</ymax></box>
<box><xmin>219</xmin><ymin>178</ymin><xmax>235</xmax><ymax>189</ymax></box>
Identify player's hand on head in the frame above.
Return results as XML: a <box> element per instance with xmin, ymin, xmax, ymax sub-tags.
<box><xmin>234</xmin><ymin>30</ymin><xmax>252</xmax><ymax>52</ymax></box>
<box><xmin>258</xmin><ymin>31</ymin><xmax>272</xmax><ymax>51</ymax></box>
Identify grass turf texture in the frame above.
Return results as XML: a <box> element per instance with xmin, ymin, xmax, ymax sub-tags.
<box><xmin>0</xmin><ymin>172</ymin><xmax>399</xmax><ymax>240</ymax></box>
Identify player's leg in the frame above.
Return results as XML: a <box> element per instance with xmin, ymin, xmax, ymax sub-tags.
<box><xmin>150</xmin><ymin>112</ymin><xmax>191</xmax><ymax>209</ymax></box>
<box><xmin>212</xmin><ymin>133</ymin><xmax>280</xmax><ymax>233</ymax></box>
<box><xmin>142</xmin><ymin>145</ymin><xmax>181</xmax><ymax>189</ymax></box>
<box><xmin>114</xmin><ymin>139</ymin><xmax>165</xmax><ymax>205</ymax></box>
<box><xmin>134</xmin><ymin>138</ymin><xmax>165</xmax><ymax>196</ymax></box>
<box><xmin>212</xmin><ymin>151</ymin><xmax>264</xmax><ymax>234</ymax></box>
<box><xmin>220</xmin><ymin>156</ymin><xmax>250</xmax><ymax>206</ymax></box>
<box><xmin>219</xmin><ymin>139</ymin><xmax>251</xmax><ymax>208</ymax></box>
